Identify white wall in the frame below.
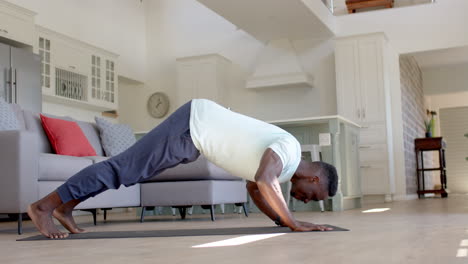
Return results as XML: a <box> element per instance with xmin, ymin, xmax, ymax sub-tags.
<box><xmin>336</xmin><ymin>0</ymin><xmax>468</xmax><ymax>54</ymax></box>
<box><xmin>6</xmin><ymin>0</ymin><xmax>147</xmax><ymax>83</ymax></box>
<box><xmin>136</xmin><ymin>0</ymin><xmax>337</xmax><ymax>132</ymax></box>
<box><xmin>118</xmin><ymin>77</ymin><xmax>157</xmax><ymax>132</ymax></box>
<box><xmin>423</xmin><ymin>63</ymin><xmax>468</xmax><ymax>95</ymax></box>
<box><xmin>423</xmin><ymin>63</ymin><xmax>468</xmax><ymax>136</ymax></box>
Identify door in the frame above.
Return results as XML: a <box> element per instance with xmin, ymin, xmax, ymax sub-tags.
<box><xmin>440</xmin><ymin>107</ymin><xmax>468</xmax><ymax>193</ymax></box>
<box><xmin>335</xmin><ymin>39</ymin><xmax>361</xmax><ymax>123</ymax></box>
<box><xmin>10</xmin><ymin>46</ymin><xmax>42</xmax><ymax>112</ymax></box>
<box><xmin>358</xmin><ymin>38</ymin><xmax>385</xmax><ymax>124</ymax></box>
<box><xmin>0</xmin><ymin>42</ymin><xmax>10</xmax><ymax>101</ymax></box>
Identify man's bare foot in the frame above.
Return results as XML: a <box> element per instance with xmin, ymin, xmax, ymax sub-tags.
<box><xmin>27</xmin><ymin>204</ymin><xmax>69</xmax><ymax>239</ymax></box>
<box><xmin>53</xmin><ymin>204</ymin><xmax>85</xmax><ymax>234</ymax></box>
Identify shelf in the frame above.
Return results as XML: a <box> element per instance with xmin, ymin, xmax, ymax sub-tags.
<box><xmin>417</xmin><ymin>189</ymin><xmax>446</xmax><ymax>195</ymax></box>
<box><xmin>417</xmin><ymin>168</ymin><xmax>445</xmax><ymax>171</ymax></box>
<box><xmin>42</xmin><ymin>94</ymin><xmax>116</xmax><ymax>112</ymax></box>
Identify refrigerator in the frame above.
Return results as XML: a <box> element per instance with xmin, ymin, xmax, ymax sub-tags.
<box><xmin>0</xmin><ymin>42</ymin><xmax>41</xmax><ymax>113</ymax></box>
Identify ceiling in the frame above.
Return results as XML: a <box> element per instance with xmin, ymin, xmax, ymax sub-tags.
<box><xmin>410</xmin><ymin>45</ymin><xmax>468</xmax><ymax>69</ymax></box>
<box><xmin>197</xmin><ymin>0</ymin><xmax>334</xmax><ymax>43</ymax></box>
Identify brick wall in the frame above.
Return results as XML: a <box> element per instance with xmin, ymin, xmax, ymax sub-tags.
<box><xmin>400</xmin><ymin>56</ymin><xmax>433</xmax><ymax>194</ymax></box>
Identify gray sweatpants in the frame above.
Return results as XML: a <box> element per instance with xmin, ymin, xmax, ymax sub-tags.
<box><xmin>56</xmin><ymin>101</ymin><xmax>200</xmax><ymax>203</ymax></box>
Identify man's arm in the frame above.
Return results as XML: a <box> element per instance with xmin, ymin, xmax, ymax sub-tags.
<box><xmin>249</xmin><ymin>148</ymin><xmax>331</xmax><ymax>232</ymax></box>
<box><xmin>246</xmin><ymin>180</ymin><xmax>286</xmax><ymax>226</ymax></box>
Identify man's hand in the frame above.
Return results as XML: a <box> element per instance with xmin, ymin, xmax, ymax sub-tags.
<box><xmin>293</xmin><ymin>221</ymin><xmax>333</xmax><ymax>232</ymax></box>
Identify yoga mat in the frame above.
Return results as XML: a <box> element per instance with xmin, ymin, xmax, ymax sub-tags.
<box><xmin>18</xmin><ymin>225</ymin><xmax>348</xmax><ymax>241</ymax></box>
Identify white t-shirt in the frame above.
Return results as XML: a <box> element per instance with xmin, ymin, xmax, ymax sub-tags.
<box><xmin>189</xmin><ymin>99</ymin><xmax>301</xmax><ymax>183</ymax></box>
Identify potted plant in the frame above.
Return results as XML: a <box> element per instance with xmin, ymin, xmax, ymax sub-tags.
<box><xmin>424</xmin><ymin>110</ymin><xmax>437</xmax><ymax>138</ymax></box>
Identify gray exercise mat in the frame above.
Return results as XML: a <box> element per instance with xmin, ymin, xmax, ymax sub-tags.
<box><xmin>17</xmin><ymin>225</ymin><xmax>348</xmax><ymax>241</ymax></box>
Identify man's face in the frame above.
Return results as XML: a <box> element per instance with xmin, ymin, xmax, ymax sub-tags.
<box><xmin>290</xmin><ymin>177</ymin><xmax>328</xmax><ymax>203</ymax></box>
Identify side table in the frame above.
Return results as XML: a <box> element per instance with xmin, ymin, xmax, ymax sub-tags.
<box><xmin>414</xmin><ymin>137</ymin><xmax>447</xmax><ymax>198</ymax></box>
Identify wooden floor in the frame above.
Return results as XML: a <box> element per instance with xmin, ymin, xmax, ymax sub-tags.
<box><xmin>1</xmin><ymin>196</ymin><xmax>468</xmax><ymax>263</ymax></box>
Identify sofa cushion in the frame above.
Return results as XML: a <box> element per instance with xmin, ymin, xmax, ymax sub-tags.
<box><xmin>84</xmin><ymin>156</ymin><xmax>109</xmax><ymax>164</ymax></box>
<box><xmin>74</xmin><ymin>120</ymin><xmax>105</xmax><ymax>156</ymax></box>
<box><xmin>95</xmin><ymin>117</ymin><xmax>136</xmax><ymax>157</ymax></box>
<box><xmin>40</xmin><ymin>115</ymin><xmax>97</xmax><ymax>157</ymax></box>
<box><xmin>145</xmin><ymin>155</ymin><xmax>242</xmax><ymax>182</ymax></box>
<box><xmin>23</xmin><ymin>111</ymin><xmax>72</xmax><ymax>153</ymax></box>
<box><xmin>38</xmin><ymin>181</ymin><xmax>141</xmax><ymax>208</ymax></box>
<box><xmin>0</xmin><ymin>97</ymin><xmax>19</xmax><ymax>130</ymax></box>
<box><xmin>141</xmin><ymin>180</ymin><xmax>247</xmax><ymax>206</ymax></box>
<box><xmin>39</xmin><ymin>153</ymin><xmax>93</xmax><ymax>181</ymax></box>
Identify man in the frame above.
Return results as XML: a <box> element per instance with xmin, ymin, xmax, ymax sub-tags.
<box><xmin>28</xmin><ymin>99</ymin><xmax>339</xmax><ymax>239</ymax></box>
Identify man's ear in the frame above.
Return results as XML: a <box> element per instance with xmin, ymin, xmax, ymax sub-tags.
<box><xmin>290</xmin><ymin>175</ymin><xmax>298</xmax><ymax>183</ymax></box>
<box><xmin>308</xmin><ymin>175</ymin><xmax>320</xmax><ymax>183</ymax></box>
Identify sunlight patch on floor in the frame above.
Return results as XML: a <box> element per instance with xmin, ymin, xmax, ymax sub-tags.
<box><xmin>362</xmin><ymin>208</ymin><xmax>390</xmax><ymax>213</ymax></box>
<box><xmin>192</xmin><ymin>233</ymin><xmax>286</xmax><ymax>248</ymax></box>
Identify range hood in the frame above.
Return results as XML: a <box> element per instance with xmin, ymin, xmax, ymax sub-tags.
<box><xmin>246</xmin><ymin>39</ymin><xmax>314</xmax><ymax>89</ymax></box>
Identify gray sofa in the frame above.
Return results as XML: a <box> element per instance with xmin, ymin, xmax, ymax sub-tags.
<box><xmin>0</xmin><ymin>104</ymin><xmax>247</xmax><ymax>234</ymax></box>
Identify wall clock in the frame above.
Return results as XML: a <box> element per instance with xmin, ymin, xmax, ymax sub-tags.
<box><xmin>147</xmin><ymin>92</ymin><xmax>170</xmax><ymax>118</ymax></box>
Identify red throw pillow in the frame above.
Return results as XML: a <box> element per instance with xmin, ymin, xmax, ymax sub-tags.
<box><xmin>40</xmin><ymin>114</ymin><xmax>97</xmax><ymax>157</ymax></box>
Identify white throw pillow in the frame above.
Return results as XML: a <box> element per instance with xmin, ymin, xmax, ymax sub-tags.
<box><xmin>95</xmin><ymin>117</ymin><xmax>136</xmax><ymax>157</ymax></box>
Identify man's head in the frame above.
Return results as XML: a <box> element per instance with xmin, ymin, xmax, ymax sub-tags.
<box><xmin>290</xmin><ymin>161</ymin><xmax>338</xmax><ymax>203</ymax></box>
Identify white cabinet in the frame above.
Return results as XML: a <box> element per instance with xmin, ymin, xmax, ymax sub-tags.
<box><xmin>35</xmin><ymin>26</ymin><xmax>119</xmax><ymax>111</ymax></box>
<box><xmin>52</xmin><ymin>38</ymin><xmax>87</xmax><ymax>75</ymax></box>
<box><xmin>336</xmin><ymin>35</ymin><xmax>386</xmax><ymax>124</ymax></box>
<box><xmin>176</xmin><ymin>54</ymin><xmax>230</xmax><ymax>106</ymax></box>
<box><xmin>0</xmin><ymin>1</ymin><xmax>35</xmax><ymax>46</ymax></box>
<box><xmin>89</xmin><ymin>54</ymin><xmax>117</xmax><ymax>108</ymax></box>
<box><xmin>335</xmin><ymin>33</ymin><xmax>395</xmax><ymax>200</ymax></box>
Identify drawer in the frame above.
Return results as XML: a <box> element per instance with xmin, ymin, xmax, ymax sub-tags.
<box><xmin>360</xmin><ymin>123</ymin><xmax>387</xmax><ymax>144</ymax></box>
<box><xmin>359</xmin><ymin>144</ymin><xmax>388</xmax><ymax>163</ymax></box>
<box><xmin>360</xmin><ymin>163</ymin><xmax>390</xmax><ymax>195</ymax></box>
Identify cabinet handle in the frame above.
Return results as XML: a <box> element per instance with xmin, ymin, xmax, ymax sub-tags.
<box><xmin>359</xmin><ymin>146</ymin><xmax>372</xmax><ymax>149</ymax></box>
<box><xmin>357</xmin><ymin>109</ymin><xmax>361</xmax><ymax>119</ymax></box>
<box><xmin>360</xmin><ymin>165</ymin><xmax>372</xmax><ymax>169</ymax></box>
<box><xmin>14</xmin><ymin>69</ymin><xmax>17</xmax><ymax>104</ymax></box>
<box><xmin>6</xmin><ymin>68</ymin><xmax>12</xmax><ymax>103</ymax></box>
<box><xmin>362</xmin><ymin>108</ymin><xmax>366</xmax><ymax>119</ymax></box>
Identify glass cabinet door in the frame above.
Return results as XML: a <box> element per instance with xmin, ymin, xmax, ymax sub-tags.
<box><xmin>105</xmin><ymin>59</ymin><xmax>115</xmax><ymax>103</ymax></box>
<box><xmin>91</xmin><ymin>55</ymin><xmax>102</xmax><ymax>100</ymax></box>
<box><xmin>39</xmin><ymin>37</ymin><xmax>51</xmax><ymax>89</ymax></box>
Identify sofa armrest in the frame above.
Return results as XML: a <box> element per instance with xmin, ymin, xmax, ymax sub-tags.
<box><xmin>0</xmin><ymin>130</ymin><xmax>39</xmax><ymax>213</ymax></box>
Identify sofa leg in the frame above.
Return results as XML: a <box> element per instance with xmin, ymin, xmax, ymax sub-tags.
<box><xmin>18</xmin><ymin>213</ymin><xmax>22</xmax><ymax>235</ymax></box>
<box><xmin>210</xmin><ymin>205</ymin><xmax>215</xmax><ymax>221</ymax></box>
<box><xmin>81</xmin><ymin>209</ymin><xmax>97</xmax><ymax>225</ymax></box>
<box><xmin>140</xmin><ymin>207</ymin><xmax>146</xmax><ymax>223</ymax></box>
<box><xmin>242</xmin><ymin>203</ymin><xmax>249</xmax><ymax>217</ymax></box>
<box><xmin>178</xmin><ymin>207</ymin><xmax>187</xmax><ymax>220</ymax></box>
<box><xmin>235</xmin><ymin>203</ymin><xmax>249</xmax><ymax>217</ymax></box>
<box><xmin>102</xmin><ymin>208</ymin><xmax>112</xmax><ymax>221</ymax></box>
